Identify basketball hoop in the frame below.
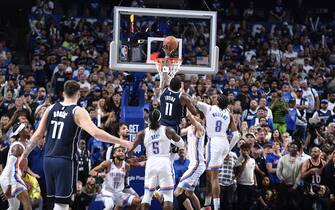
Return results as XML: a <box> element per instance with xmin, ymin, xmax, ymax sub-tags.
<box><xmin>155</xmin><ymin>58</ymin><xmax>182</xmax><ymax>79</ymax></box>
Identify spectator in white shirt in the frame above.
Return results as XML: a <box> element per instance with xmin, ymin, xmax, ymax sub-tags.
<box><xmin>235</xmin><ymin>143</ymin><xmax>265</xmax><ymax>210</ymax></box>
<box><xmin>276</xmin><ymin>141</ymin><xmax>303</xmax><ymax>209</ymax></box>
<box><xmin>283</xmin><ymin>44</ymin><xmax>298</xmax><ymax>60</ymax></box>
<box><xmin>300</xmin><ymin>79</ymin><xmax>320</xmax><ymax>117</ymax></box>
<box><xmin>78</xmin><ymin>73</ymin><xmax>91</xmax><ymax>90</ymax></box>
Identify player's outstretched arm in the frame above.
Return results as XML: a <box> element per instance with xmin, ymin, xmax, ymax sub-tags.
<box><xmin>186</xmin><ymin>110</ymin><xmax>204</xmax><ymax>138</ymax></box>
<box><xmin>181</xmin><ymin>93</ymin><xmax>198</xmax><ymax>115</ymax></box>
<box><xmin>89</xmin><ymin>160</ymin><xmax>110</xmax><ymax>177</ymax></box>
<box><xmin>166</xmin><ymin>127</ymin><xmax>184</xmax><ymax>148</ymax></box>
<box><xmin>195</xmin><ymin>100</ymin><xmax>211</xmax><ymax>115</ymax></box>
<box><xmin>159</xmin><ymin>71</ymin><xmax>170</xmax><ymax>94</ymax></box>
<box><xmin>128</xmin><ymin>130</ymin><xmax>145</xmax><ymax>153</ymax></box>
<box><xmin>74</xmin><ymin>107</ymin><xmax>133</xmax><ymax>150</ymax></box>
<box><xmin>22</xmin><ymin>106</ymin><xmax>50</xmax><ymax>159</ymax></box>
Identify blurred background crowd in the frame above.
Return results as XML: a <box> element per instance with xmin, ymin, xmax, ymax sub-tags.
<box><xmin>1</xmin><ymin>0</ymin><xmax>335</xmax><ymax>209</ymax></box>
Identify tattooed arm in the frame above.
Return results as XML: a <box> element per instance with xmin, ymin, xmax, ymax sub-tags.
<box><xmin>21</xmin><ymin>106</ymin><xmax>50</xmax><ymax>159</ymax></box>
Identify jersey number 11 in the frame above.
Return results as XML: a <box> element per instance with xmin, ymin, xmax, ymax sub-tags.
<box><xmin>165</xmin><ymin>102</ymin><xmax>173</xmax><ymax>116</ymax></box>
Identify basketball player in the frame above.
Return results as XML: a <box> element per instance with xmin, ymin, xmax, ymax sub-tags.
<box><xmin>174</xmin><ymin>111</ymin><xmax>206</xmax><ymax>210</ymax></box>
<box><xmin>130</xmin><ymin>109</ymin><xmax>185</xmax><ymax>210</ymax></box>
<box><xmin>0</xmin><ymin>123</ymin><xmax>32</xmax><ymax>210</ymax></box>
<box><xmin>19</xmin><ymin>80</ymin><xmax>132</xmax><ymax>210</ymax></box>
<box><xmin>194</xmin><ymin>94</ymin><xmax>240</xmax><ymax>210</ymax></box>
<box><xmin>89</xmin><ymin>145</ymin><xmax>141</xmax><ymax>210</ymax></box>
<box><xmin>159</xmin><ymin>76</ymin><xmax>198</xmax><ymax>134</ymax></box>
<box><xmin>105</xmin><ymin>122</ymin><xmax>141</xmax><ymax>207</ymax></box>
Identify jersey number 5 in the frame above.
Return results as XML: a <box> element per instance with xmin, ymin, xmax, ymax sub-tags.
<box><xmin>51</xmin><ymin>120</ymin><xmax>64</xmax><ymax>139</ymax></box>
<box><xmin>152</xmin><ymin>142</ymin><xmax>159</xmax><ymax>154</ymax></box>
<box><xmin>165</xmin><ymin>102</ymin><xmax>173</xmax><ymax>116</ymax></box>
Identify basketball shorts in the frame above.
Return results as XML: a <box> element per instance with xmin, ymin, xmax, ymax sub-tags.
<box><xmin>101</xmin><ymin>189</ymin><xmax>135</xmax><ymax>208</ymax></box>
<box><xmin>0</xmin><ymin>173</ymin><xmax>27</xmax><ymax>198</ymax></box>
<box><xmin>44</xmin><ymin>157</ymin><xmax>77</xmax><ymax>204</ymax></box>
<box><xmin>205</xmin><ymin>136</ymin><xmax>229</xmax><ymax>170</ymax></box>
<box><xmin>144</xmin><ymin>157</ymin><xmax>174</xmax><ymax>192</ymax></box>
<box><xmin>178</xmin><ymin>162</ymin><xmax>206</xmax><ymax>191</ymax></box>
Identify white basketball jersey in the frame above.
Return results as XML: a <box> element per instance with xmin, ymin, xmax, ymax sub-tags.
<box><xmin>187</xmin><ymin>127</ymin><xmax>205</xmax><ymax>165</ymax></box>
<box><xmin>1</xmin><ymin>141</ymin><xmax>25</xmax><ymax>181</ymax></box>
<box><xmin>205</xmin><ymin>105</ymin><xmax>230</xmax><ymax>138</ymax></box>
<box><xmin>144</xmin><ymin>126</ymin><xmax>171</xmax><ymax>159</ymax></box>
<box><xmin>102</xmin><ymin>160</ymin><xmax>126</xmax><ymax>193</ymax></box>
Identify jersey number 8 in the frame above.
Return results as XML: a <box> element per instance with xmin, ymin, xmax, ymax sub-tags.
<box><xmin>215</xmin><ymin>120</ymin><xmax>222</xmax><ymax>132</ymax></box>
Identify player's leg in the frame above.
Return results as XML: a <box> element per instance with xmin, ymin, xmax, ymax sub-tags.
<box><xmin>126</xmin><ymin>194</ymin><xmax>141</xmax><ymax>210</ymax></box>
<box><xmin>141</xmin><ymin>189</ymin><xmax>154</xmax><ymax>210</ymax></box>
<box><xmin>43</xmin><ymin>157</ymin><xmax>56</xmax><ymax>209</ymax></box>
<box><xmin>206</xmin><ymin>138</ymin><xmax>229</xmax><ymax>210</ymax></box>
<box><xmin>185</xmin><ymin>190</ymin><xmax>201</xmax><ymax>210</ymax></box>
<box><xmin>141</xmin><ymin>161</ymin><xmax>157</xmax><ymax>210</ymax></box>
<box><xmin>53</xmin><ymin>158</ymin><xmax>75</xmax><ymax>210</ymax></box>
<box><xmin>7</xmin><ymin>198</ymin><xmax>20</xmax><ymax>210</ymax></box>
<box><xmin>103</xmin><ymin>197</ymin><xmax>115</xmax><ymax>210</ymax></box>
<box><xmin>159</xmin><ymin>160</ymin><xmax>175</xmax><ymax>210</ymax></box>
<box><xmin>16</xmin><ymin>190</ymin><xmax>32</xmax><ymax>210</ymax></box>
<box><xmin>124</xmin><ymin>185</ymin><xmax>140</xmax><ymax>197</ymax></box>
<box><xmin>174</xmin><ymin>186</ymin><xmax>192</xmax><ymax>210</ymax></box>
<box><xmin>161</xmin><ymin>190</ymin><xmax>174</xmax><ymax>210</ymax></box>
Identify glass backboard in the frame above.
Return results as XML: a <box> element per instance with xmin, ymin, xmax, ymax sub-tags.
<box><xmin>109</xmin><ymin>7</ymin><xmax>218</xmax><ymax>74</ymax></box>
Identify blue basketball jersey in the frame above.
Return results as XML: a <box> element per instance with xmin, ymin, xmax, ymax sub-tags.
<box><xmin>45</xmin><ymin>102</ymin><xmax>81</xmax><ymax>160</ymax></box>
<box><xmin>159</xmin><ymin>88</ymin><xmax>183</xmax><ymax>127</ymax></box>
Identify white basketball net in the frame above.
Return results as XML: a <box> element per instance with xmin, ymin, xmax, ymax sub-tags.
<box><xmin>155</xmin><ymin>58</ymin><xmax>182</xmax><ymax>81</ymax></box>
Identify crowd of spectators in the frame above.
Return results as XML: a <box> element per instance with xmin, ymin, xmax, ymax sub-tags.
<box><xmin>1</xmin><ymin>0</ymin><xmax>335</xmax><ymax>209</ymax></box>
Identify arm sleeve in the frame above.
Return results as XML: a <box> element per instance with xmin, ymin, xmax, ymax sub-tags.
<box><xmin>196</xmin><ymin>102</ymin><xmax>211</xmax><ymax>115</ymax></box>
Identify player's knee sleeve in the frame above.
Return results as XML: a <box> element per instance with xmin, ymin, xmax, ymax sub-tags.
<box><xmin>54</xmin><ymin>203</ymin><xmax>69</xmax><ymax>210</ymax></box>
<box><xmin>176</xmin><ymin>191</ymin><xmax>188</xmax><ymax>204</ymax></box>
<box><xmin>141</xmin><ymin>191</ymin><xmax>153</xmax><ymax>204</ymax></box>
<box><xmin>161</xmin><ymin>190</ymin><xmax>174</xmax><ymax>203</ymax></box>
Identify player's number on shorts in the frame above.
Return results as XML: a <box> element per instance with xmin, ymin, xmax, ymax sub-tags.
<box><xmin>50</xmin><ymin>120</ymin><xmax>64</xmax><ymax>139</ymax></box>
<box><xmin>165</xmin><ymin>102</ymin><xmax>173</xmax><ymax>116</ymax></box>
<box><xmin>215</xmin><ymin>120</ymin><xmax>222</xmax><ymax>132</ymax></box>
<box><xmin>152</xmin><ymin>142</ymin><xmax>159</xmax><ymax>154</ymax></box>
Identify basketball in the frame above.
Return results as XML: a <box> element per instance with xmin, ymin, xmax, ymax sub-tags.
<box><xmin>163</xmin><ymin>36</ymin><xmax>178</xmax><ymax>53</ymax></box>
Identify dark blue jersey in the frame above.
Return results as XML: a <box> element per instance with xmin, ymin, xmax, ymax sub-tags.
<box><xmin>45</xmin><ymin>102</ymin><xmax>81</xmax><ymax>160</ymax></box>
<box><xmin>159</xmin><ymin>88</ymin><xmax>183</xmax><ymax>127</ymax></box>
<box><xmin>318</xmin><ymin>109</ymin><xmax>332</xmax><ymax>125</ymax></box>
